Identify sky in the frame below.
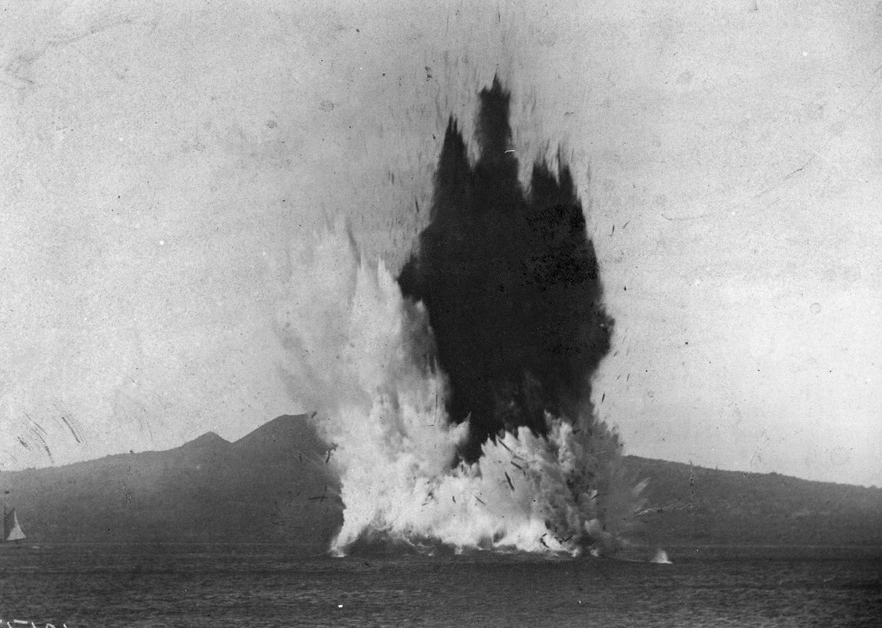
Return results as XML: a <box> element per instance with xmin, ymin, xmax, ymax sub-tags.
<box><xmin>1</xmin><ymin>0</ymin><xmax>880</xmax><ymax>486</ymax></box>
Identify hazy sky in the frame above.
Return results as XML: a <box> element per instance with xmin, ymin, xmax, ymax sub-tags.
<box><xmin>1</xmin><ymin>1</ymin><xmax>880</xmax><ymax>486</ymax></box>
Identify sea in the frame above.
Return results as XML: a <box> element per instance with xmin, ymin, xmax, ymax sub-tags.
<box><xmin>1</xmin><ymin>544</ymin><xmax>879</xmax><ymax>627</ymax></box>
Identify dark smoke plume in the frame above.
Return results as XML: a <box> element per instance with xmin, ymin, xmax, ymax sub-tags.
<box><xmin>399</xmin><ymin>77</ymin><xmax>613</xmax><ymax>462</ymax></box>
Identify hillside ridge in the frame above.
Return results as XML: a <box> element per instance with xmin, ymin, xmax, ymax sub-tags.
<box><xmin>1</xmin><ymin>415</ymin><xmax>879</xmax><ymax>550</ymax></box>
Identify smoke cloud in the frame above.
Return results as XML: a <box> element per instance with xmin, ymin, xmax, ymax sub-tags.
<box><xmin>399</xmin><ymin>77</ymin><xmax>613</xmax><ymax>462</ymax></box>
<box><xmin>277</xmin><ymin>78</ymin><xmax>641</xmax><ymax>556</ymax></box>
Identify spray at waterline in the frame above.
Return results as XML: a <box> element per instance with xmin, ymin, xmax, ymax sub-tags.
<box><xmin>277</xmin><ymin>78</ymin><xmax>643</xmax><ymax>555</ymax></box>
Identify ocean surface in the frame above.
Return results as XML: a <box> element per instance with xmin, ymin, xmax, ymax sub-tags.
<box><xmin>0</xmin><ymin>544</ymin><xmax>879</xmax><ymax>627</ymax></box>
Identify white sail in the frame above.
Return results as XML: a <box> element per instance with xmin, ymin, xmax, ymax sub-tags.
<box><xmin>4</xmin><ymin>508</ymin><xmax>26</xmax><ymax>542</ymax></box>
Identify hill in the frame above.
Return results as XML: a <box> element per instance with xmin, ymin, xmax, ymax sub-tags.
<box><xmin>0</xmin><ymin>415</ymin><xmax>342</xmax><ymax>550</ymax></box>
<box><xmin>626</xmin><ymin>456</ymin><xmax>882</xmax><ymax>548</ymax></box>
<box><xmin>1</xmin><ymin>415</ymin><xmax>880</xmax><ymax>552</ymax></box>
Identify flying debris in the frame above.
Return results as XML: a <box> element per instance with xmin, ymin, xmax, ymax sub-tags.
<box><xmin>504</xmin><ymin>471</ymin><xmax>515</xmax><ymax>492</ymax></box>
<box><xmin>422</xmin><ymin>489</ymin><xmax>436</xmax><ymax>506</ymax></box>
<box><xmin>278</xmin><ymin>76</ymin><xmax>643</xmax><ymax>557</ymax></box>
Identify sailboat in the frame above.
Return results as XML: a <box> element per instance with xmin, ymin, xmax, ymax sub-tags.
<box><xmin>3</xmin><ymin>507</ymin><xmax>26</xmax><ymax>545</ymax></box>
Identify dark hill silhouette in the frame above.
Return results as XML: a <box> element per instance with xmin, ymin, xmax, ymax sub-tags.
<box><xmin>626</xmin><ymin>457</ymin><xmax>882</xmax><ymax>549</ymax></box>
<box><xmin>0</xmin><ymin>415</ymin><xmax>341</xmax><ymax>550</ymax></box>
<box><xmin>176</xmin><ymin>431</ymin><xmax>230</xmax><ymax>454</ymax></box>
<box><xmin>232</xmin><ymin>412</ymin><xmax>328</xmax><ymax>463</ymax></box>
<box><xmin>1</xmin><ymin>415</ymin><xmax>879</xmax><ymax>553</ymax></box>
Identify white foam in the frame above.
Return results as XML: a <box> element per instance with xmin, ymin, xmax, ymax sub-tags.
<box><xmin>278</xmin><ymin>221</ymin><xmax>642</xmax><ymax>555</ymax></box>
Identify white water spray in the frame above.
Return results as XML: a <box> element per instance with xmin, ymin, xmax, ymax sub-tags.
<box><xmin>277</xmin><ymin>221</ymin><xmax>642</xmax><ymax>555</ymax></box>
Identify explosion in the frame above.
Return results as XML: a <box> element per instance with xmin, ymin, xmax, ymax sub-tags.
<box><xmin>399</xmin><ymin>78</ymin><xmax>613</xmax><ymax>463</ymax></box>
<box><xmin>278</xmin><ymin>78</ymin><xmax>643</xmax><ymax>556</ymax></box>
